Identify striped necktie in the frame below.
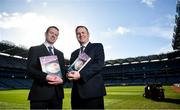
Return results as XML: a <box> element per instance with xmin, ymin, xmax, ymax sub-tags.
<box><xmin>48</xmin><ymin>46</ymin><xmax>53</xmax><ymax>55</ymax></box>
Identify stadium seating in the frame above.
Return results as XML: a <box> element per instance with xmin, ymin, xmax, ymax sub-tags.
<box><xmin>103</xmin><ymin>56</ymin><xmax>180</xmax><ymax>86</ymax></box>
<box><xmin>0</xmin><ymin>46</ymin><xmax>180</xmax><ymax>89</ymax></box>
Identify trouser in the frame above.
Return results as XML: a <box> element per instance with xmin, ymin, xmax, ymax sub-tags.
<box><xmin>71</xmin><ymin>96</ymin><xmax>104</xmax><ymax>109</ymax></box>
<box><xmin>30</xmin><ymin>94</ymin><xmax>63</xmax><ymax>109</ymax></box>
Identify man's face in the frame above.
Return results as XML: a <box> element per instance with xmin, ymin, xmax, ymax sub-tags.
<box><xmin>76</xmin><ymin>27</ymin><xmax>89</xmax><ymax>45</ymax></box>
<box><xmin>45</xmin><ymin>28</ymin><xmax>59</xmax><ymax>44</ymax></box>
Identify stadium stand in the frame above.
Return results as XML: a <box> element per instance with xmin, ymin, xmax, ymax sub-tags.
<box><xmin>0</xmin><ymin>39</ymin><xmax>180</xmax><ymax>89</ymax></box>
<box><xmin>104</xmin><ymin>51</ymin><xmax>180</xmax><ymax>86</ymax></box>
<box><xmin>173</xmin><ymin>0</ymin><xmax>180</xmax><ymax>50</ymax></box>
<box><xmin>0</xmin><ymin>54</ymin><xmax>31</xmax><ymax>89</ymax></box>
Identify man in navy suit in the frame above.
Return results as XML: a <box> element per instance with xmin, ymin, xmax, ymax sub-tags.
<box><xmin>27</xmin><ymin>26</ymin><xmax>65</xmax><ymax>109</ymax></box>
<box><xmin>67</xmin><ymin>25</ymin><xmax>106</xmax><ymax>109</ymax></box>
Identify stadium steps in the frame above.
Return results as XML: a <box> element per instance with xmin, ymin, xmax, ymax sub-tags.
<box><xmin>0</xmin><ymin>81</ymin><xmax>11</xmax><ymax>89</ymax></box>
<box><xmin>0</xmin><ymin>79</ymin><xmax>15</xmax><ymax>89</ymax></box>
<box><xmin>0</xmin><ymin>78</ymin><xmax>25</xmax><ymax>89</ymax></box>
<box><xmin>14</xmin><ymin>79</ymin><xmax>32</xmax><ymax>88</ymax></box>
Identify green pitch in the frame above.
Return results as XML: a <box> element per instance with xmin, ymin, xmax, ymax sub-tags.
<box><xmin>0</xmin><ymin>86</ymin><xmax>180</xmax><ymax>109</ymax></box>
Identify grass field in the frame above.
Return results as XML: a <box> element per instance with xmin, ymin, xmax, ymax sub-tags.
<box><xmin>0</xmin><ymin>86</ymin><xmax>180</xmax><ymax>109</ymax></box>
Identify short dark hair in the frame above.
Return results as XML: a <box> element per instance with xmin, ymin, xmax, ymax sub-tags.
<box><xmin>45</xmin><ymin>26</ymin><xmax>59</xmax><ymax>34</ymax></box>
<box><xmin>75</xmin><ymin>25</ymin><xmax>89</xmax><ymax>34</ymax></box>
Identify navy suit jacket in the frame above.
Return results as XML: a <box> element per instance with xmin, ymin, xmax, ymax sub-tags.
<box><xmin>70</xmin><ymin>42</ymin><xmax>106</xmax><ymax>99</ymax></box>
<box><xmin>27</xmin><ymin>44</ymin><xmax>65</xmax><ymax>101</ymax></box>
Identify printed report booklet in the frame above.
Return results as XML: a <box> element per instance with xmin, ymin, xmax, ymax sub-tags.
<box><xmin>68</xmin><ymin>52</ymin><xmax>91</xmax><ymax>72</ymax></box>
<box><xmin>39</xmin><ymin>55</ymin><xmax>62</xmax><ymax>78</ymax></box>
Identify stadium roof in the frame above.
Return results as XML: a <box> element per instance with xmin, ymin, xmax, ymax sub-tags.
<box><xmin>105</xmin><ymin>51</ymin><xmax>180</xmax><ymax>66</ymax></box>
<box><xmin>0</xmin><ymin>40</ymin><xmax>28</xmax><ymax>58</ymax></box>
<box><xmin>1</xmin><ymin>40</ymin><xmax>180</xmax><ymax>66</ymax></box>
<box><xmin>0</xmin><ymin>40</ymin><xmax>71</xmax><ymax>65</ymax></box>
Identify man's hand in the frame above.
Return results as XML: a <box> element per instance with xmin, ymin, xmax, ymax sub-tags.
<box><xmin>46</xmin><ymin>74</ymin><xmax>63</xmax><ymax>85</ymax></box>
<box><xmin>67</xmin><ymin>71</ymin><xmax>80</xmax><ymax>81</ymax></box>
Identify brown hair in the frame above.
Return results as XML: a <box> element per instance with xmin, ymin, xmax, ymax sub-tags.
<box><xmin>75</xmin><ymin>25</ymin><xmax>89</xmax><ymax>34</ymax></box>
<box><xmin>45</xmin><ymin>26</ymin><xmax>59</xmax><ymax>34</ymax></box>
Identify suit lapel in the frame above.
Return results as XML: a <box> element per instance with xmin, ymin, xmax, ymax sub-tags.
<box><xmin>71</xmin><ymin>42</ymin><xmax>92</xmax><ymax>63</ymax></box>
<box><xmin>54</xmin><ymin>48</ymin><xmax>57</xmax><ymax>55</ymax></box>
<box><xmin>84</xmin><ymin>42</ymin><xmax>92</xmax><ymax>54</ymax></box>
<box><xmin>40</xmin><ymin>44</ymin><xmax>50</xmax><ymax>56</ymax></box>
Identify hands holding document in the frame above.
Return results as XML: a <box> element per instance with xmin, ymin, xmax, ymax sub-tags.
<box><xmin>66</xmin><ymin>71</ymin><xmax>80</xmax><ymax>81</ymax></box>
<box><xmin>46</xmin><ymin>74</ymin><xmax>63</xmax><ymax>85</ymax></box>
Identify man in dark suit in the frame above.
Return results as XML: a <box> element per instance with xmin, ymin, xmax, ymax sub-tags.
<box><xmin>67</xmin><ymin>25</ymin><xmax>106</xmax><ymax>109</ymax></box>
<box><xmin>27</xmin><ymin>26</ymin><xmax>65</xmax><ymax>109</ymax></box>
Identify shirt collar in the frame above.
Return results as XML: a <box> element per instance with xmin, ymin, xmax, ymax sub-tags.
<box><xmin>44</xmin><ymin>41</ymin><xmax>54</xmax><ymax>48</ymax></box>
<box><xmin>81</xmin><ymin>41</ymin><xmax>89</xmax><ymax>48</ymax></box>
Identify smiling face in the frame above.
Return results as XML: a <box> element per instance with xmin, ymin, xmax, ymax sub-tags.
<box><xmin>76</xmin><ymin>26</ymin><xmax>89</xmax><ymax>45</ymax></box>
<box><xmin>45</xmin><ymin>27</ymin><xmax>59</xmax><ymax>44</ymax></box>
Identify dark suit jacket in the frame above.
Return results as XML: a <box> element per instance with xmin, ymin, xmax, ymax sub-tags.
<box><xmin>70</xmin><ymin>42</ymin><xmax>106</xmax><ymax>99</ymax></box>
<box><xmin>27</xmin><ymin>44</ymin><xmax>65</xmax><ymax>101</ymax></box>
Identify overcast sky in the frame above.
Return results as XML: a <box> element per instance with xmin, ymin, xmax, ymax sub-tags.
<box><xmin>0</xmin><ymin>0</ymin><xmax>177</xmax><ymax>60</ymax></box>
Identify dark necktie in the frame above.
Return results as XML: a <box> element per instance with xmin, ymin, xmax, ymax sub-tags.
<box><xmin>80</xmin><ymin>46</ymin><xmax>85</xmax><ymax>53</ymax></box>
<box><xmin>48</xmin><ymin>46</ymin><xmax>53</xmax><ymax>55</ymax></box>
